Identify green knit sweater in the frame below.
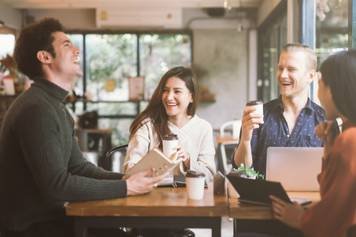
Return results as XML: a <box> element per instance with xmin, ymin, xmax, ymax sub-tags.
<box><xmin>0</xmin><ymin>79</ymin><xmax>127</xmax><ymax>231</ymax></box>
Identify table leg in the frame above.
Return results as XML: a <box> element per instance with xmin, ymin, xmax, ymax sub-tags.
<box><xmin>74</xmin><ymin>220</ymin><xmax>88</xmax><ymax>237</ymax></box>
<box><xmin>211</xmin><ymin>218</ymin><xmax>221</xmax><ymax>237</ymax></box>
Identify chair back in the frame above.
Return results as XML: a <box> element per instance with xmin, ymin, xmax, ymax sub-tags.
<box><xmin>348</xmin><ymin>225</ymin><xmax>356</xmax><ymax>237</ymax></box>
<box><xmin>106</xmin><ymin>144</ymin><xmax>128</xmax><ymax>173</ymax></box>
<box><xmin>219</xmin><ymin>120</ymin><xmax>242</xmax><ymax>140</ymax></box>
<box><xmin>218</xmin><ymin>120</ymin><xmax>241</xmax><ymax>174</ymax></box>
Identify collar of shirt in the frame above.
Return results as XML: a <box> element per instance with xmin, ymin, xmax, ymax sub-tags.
<box><xmin>32</xmin><ymin>78</ymin><xmax>69</xmax><ymax>103</ymax></box>
<box><xmin>274</xmin><ymin>96</ymin><xmax>315</xmax><ymax>115</ymax></box>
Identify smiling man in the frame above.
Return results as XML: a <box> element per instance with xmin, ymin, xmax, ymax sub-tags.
<box><xmin>0</xmin><ymin>18</ymin><xmax>164</xmax><ymax>237</ymax></box>
<box><xmin>233</xmin><ymin>43</ymin><xmax>325</xmax><ymax>176</ymax></box>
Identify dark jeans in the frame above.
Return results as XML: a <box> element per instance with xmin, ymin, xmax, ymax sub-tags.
<box><xmin>2</xmin><ymin>218</ymin><xmax>130</xmax><ymax>237</ymax></box>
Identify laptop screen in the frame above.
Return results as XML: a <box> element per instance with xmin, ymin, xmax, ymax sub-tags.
<box><xmin>266</xmin><ymin>147</ymin><xmax>323</xmax><ymax>191</ymax></box>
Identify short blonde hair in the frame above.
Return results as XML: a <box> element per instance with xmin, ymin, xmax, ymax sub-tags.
<box><xmin>282</xmin><ymin>43</ymin><xmax>317</xmax><ymax>71</ymax></box>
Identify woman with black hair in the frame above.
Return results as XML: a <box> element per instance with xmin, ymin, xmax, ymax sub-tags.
<box><xmin>124</xmin><ymin>66</ymin><xmax>216</xmax><ymax>182</ymax></box>
<box><xmin>270</xmin><ymin>49</ymin><xmax>356</xmax><ymax>237</ymax></box>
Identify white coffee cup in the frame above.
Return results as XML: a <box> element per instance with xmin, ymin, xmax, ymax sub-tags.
<box><xmin>162</xmin><ymin>134</ymin><xmax>179</xmax><ymax>158</ymax></box>
<box><xmin>246</xmin><ymin>100</ymin><xmax>263</xmax><ymax>119</ymax></box>
<box><xmin>186</xmin><ymin>171</ymin><xmax>205</xmax><ymax>200</ymax></box>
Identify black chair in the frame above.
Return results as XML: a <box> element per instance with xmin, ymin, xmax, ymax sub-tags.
<box><xmin>348</xmin><ymin>225</ymin><xmax>356</xmax><ymax>237</ymax></box>
<box><xmin>105</xmin><ymin>144</ymin><xmax>128</xmax><ymax>172</ymax></box>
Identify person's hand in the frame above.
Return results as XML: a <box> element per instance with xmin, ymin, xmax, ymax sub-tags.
<box><xmin>240</xmin><ymin>106</ymin><xmax>264</xmax><ymax>142</ymax></box>
<box><xmin>125</xmin><ymin>169</ymin><xmax>167</xmax><ymax>196</ymax></box>
<box><xmin>177</xmin><ymin>146</ymin><xmax>190</xmax><ymax>170</ymax></box>
<box><xmin>270</xmin><ymin>195</ymin><xmax>304</xmax><ymax>229</ymax></box>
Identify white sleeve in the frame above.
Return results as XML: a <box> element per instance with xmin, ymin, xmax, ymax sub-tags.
<box><xmin>123</xmin><ymin>124</ymin><xmax>151</xmax><ymax>172</ymax></box>
<box><xmin>187</xmin><ymin>122</ymin><xmax>216</xmax><ymax>181</ymax></box>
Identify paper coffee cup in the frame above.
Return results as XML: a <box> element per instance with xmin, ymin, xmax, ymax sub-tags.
<box><xmin>162</xmin><ymin>134</ymin><xmax>178</xmax><ymax>157</ymax></box>
<box><xmin>246</xmin><ymin>100</ymin><xmax>263</xmax><ymax>118</ymax></box>
<box><xmin>186</xmin><ymin>170</ymin><xmax>205</xmax><ymax>200</ymax></box>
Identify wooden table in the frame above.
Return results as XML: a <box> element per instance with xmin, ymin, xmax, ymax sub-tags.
<box><xmin>215</xmin><ymin>135</ymin><xmax>238</xmax><ymax>145</ymax></box>
<box><xmin>65</xmin><ymin>184</ymin><xmax>228</xmax><ymax>237</ymax></box>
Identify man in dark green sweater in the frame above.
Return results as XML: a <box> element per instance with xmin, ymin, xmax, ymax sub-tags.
<box><xmin>0</xmin><ymin>18</ymin><xmax>164</xmax><ymax>237</ymax></box>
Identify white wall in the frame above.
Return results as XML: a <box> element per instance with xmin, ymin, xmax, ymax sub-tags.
<box><xmin>193</xmin><ymin>29</ymin><xmax>248</xmax><ymax>128</ymax></box>
<box><xmin>27</xmin><ymin>9</ymin><xmax>96</xmax><ymax>29</ymax></box>
<box><xmin>0</xmin><ymin>2</ymin><xmax>22</xmax><ymax>30</ymax></box>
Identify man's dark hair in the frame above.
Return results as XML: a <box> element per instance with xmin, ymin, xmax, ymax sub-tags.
<box><xmin>14</xmin><ymin>18</ymin><xmax>64</xmax><ymax>80</ymax></box>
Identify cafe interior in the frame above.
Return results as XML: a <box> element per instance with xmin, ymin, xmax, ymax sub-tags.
<box><xmin>0</xmin><ymin>0</ymin><xmax>354</xmax><ymax>236</ymax></box>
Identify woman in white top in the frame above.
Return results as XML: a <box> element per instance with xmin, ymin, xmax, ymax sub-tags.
<box><xmin>124</xmin><ymin>66</ymin><xmax>216</xmax><ymax>181</ymax></box>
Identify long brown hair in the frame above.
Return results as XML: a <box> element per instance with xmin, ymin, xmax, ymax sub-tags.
<box><xmin>129</xmin><ymin>66</ymin><xmax>198</xmax><ymax>143</ymax></box>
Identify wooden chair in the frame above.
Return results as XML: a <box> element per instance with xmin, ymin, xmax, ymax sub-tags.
<box><xmin>218</xmin><ymin>120</ymin><xmax>241</xmax><ymax>174</ymax></box>
<box><xmin>105</xmin><ymin>144</ymin><xmax>128</xmax><ymax>172</ymax></box>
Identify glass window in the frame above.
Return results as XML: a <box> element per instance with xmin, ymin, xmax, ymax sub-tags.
<box><xmin>140</xmin><ymin>33</ymin><xmax>191</xmax><ymax>99</ymax></box>
<box><xmin>257</xmin><ymin>2</ymin><xmax>287</xmax><ymax>102</ymax></box>
<box><xmin>0</xmin><ymin>34</ymin><xmax>15</xmax><ymax>59</ymax></box>
<box><xmin>86</xmin><ymin>34</ymin><xmax>137</xmax><ymax>101</ymax></box>
<box><xmin>316</xmin><ymin>0</ymin><xmax>348</xmax><ymax>63</ymax></box>
<box><xmin>66</xmin><ymin>32</ymin><xmax>192</xmax><ymax>146</ymax></box>
<box><xmin>99</xmin><ymin>118</ymin><xmax>134</xmax><ymax>145</ymax></box>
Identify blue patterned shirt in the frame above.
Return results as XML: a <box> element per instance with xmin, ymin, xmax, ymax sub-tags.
<box><xmin>250</xmin><ymin>97</ymin><xmax>325</xmax><ymax>175</ymax></box>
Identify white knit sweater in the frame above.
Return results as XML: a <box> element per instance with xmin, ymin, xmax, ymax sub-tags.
<box><xmin>124</xmin><ymin>115</ymin><xmax>216</xmax><ymax>180</ymax></box>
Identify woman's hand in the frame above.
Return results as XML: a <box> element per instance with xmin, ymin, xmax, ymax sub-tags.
<box><xmin>270</xmin><ymin>195</ymin><xmax>304</xmax><ymax>229</ymax></box>
<box><xmin>177</xmin><ymin>146</ymin><xmax>190</xmax><ymax>170</ymax></box>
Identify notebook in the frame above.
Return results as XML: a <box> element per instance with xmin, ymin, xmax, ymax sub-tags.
<box><xmin>226</xmin><ymin>174</ymin><xmax>311</xmax><ymax>206</ymax></box>
<box><xmin>266</xmin><ymin>147</ymin><xmax>323</xmax><ymax>191</ymax></box>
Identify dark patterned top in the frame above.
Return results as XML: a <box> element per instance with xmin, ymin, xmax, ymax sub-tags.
<box><xmin>250</xmin><ymin>97</ymin><xmax>325</xmax><ymax>175</ymax></box>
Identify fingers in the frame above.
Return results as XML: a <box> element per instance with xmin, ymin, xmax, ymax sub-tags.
<box><xmin>242</xmin><ymin>108</ymin><xmax>263</xmax><ymax>129</ymax></box>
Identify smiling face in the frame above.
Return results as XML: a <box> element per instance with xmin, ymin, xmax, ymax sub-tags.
<box><xmin>162</xmin><ymin>76</ymin><xmax>193</xmax><ymax>120</ymax></box>
<box><xmin>277</xmin><ymin>51</ymin><xmax>314</xmax><ymax>99</ymax></box>
<box><xmin>49</xmin><ymin>31</ymin><xmax>82</xmax><ymax>82</ymax></box>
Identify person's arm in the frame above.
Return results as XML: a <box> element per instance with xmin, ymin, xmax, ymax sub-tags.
<box><xmin>68</xmin><ymin>139</ymin><xmax>124</xmax><ymax>180</ymax></box>
<box><xmin>233</xmin><ymin>106</ymin><xmax>263</xmax><ymax>167</ymax></box>
<box><xmin>16</xmin><ymin>105</ymin><xmax>127</xmax><ymax>201</ymax></box>
<box><xmin>301</xmin><ymin>131</ymin><xmax>356</xmax><ymax>237</ymax></box>
<box><xmin>190</xmin><ymin>123</ymin><xmax>216</xmax><ymax>181</ymax></box>
<box><xmin>124</xmin><ymin>123</ymin><xmax>152</xmax><ymax>172</ymax></box>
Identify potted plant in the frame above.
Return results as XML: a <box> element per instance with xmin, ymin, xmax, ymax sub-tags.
<box><xmin>232</xmin><ymin>164</ymin><xmax>264</xmax><ymax>180</ymax></box>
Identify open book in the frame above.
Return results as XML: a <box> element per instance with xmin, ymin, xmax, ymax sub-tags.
<box><xmin>126</xmin><ymin>148</ymin><xmax>182</xmax><ymax>177</ymax></box>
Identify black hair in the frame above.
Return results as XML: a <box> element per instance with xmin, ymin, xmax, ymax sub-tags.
<box><xmin>320</xmin><ymin>49</ymin><xmax>356</xmax><ymax>123</ymax></box>
<box><xmin>14</xmin><ymin>18</ymin><xmax>64</xmax><ymax>80</ymax></box>
<box><xmin>130</xmin><ymin>66</ymin><xmax>198</xmax><ymax>141</ymax></box>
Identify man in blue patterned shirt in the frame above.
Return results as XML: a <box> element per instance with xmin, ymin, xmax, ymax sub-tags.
<box><xmin>233</xmin><ymin>43</ymin><xmax>325</xmax><ymax>176</ymax></box>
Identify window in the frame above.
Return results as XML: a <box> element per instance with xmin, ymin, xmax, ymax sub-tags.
<box><xmin>0</xmin><ymin>34</ymin><xmax>15</xmax><ymax>59</ymax></box>
<box><xmin>316</xmin><ymin>0</ymin><xmax>348</xmax><ymax>63</ymax></box>
<box><xmin>68</xmin><ymin>32</ymin><xmax>192</xmax><ymax>145</ymax></box>
<box><xmin>257</xmin><ymin>1</ymin><xmax>287</xmax><ymax>102</ymax></box>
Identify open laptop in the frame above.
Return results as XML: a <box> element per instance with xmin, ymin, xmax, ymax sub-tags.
<box><xmin>266</xmin><ymin>147</ymin><xmax>323</xmax><ymax>191</ymax></box>
<box><xmin>226</xmin><ymin>174</ymin><xmax>311</xmax><ymax>206</ymax></box>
